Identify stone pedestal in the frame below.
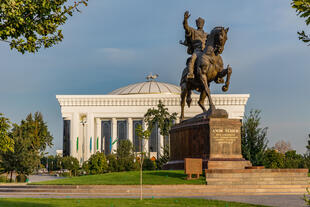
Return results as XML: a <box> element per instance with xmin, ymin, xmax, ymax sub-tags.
<box><xmin>164</xmin><ymin>116</ymin><xmax>251</xmax><ymax>170</ymax></box>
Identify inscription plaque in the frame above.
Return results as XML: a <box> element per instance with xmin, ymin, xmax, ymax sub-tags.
<box><xmin>212</xmin><ymin>128</ymin><xmax>239</xmax><ymax>144</ymax></box>
<box><xmin>184</xmin><ymin>158</ymin><xmax>202</xmax><ymax>179</ymax></box>
<box><xmin>209</xmin><ymin>119</ymin><xmax>242</xmax><ymax>159</ymax></box>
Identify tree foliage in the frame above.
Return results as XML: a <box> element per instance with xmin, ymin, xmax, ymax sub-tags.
<box><xmin>241</xmin><ymin>109</ymin><xmax>268</xmax><ymax>166</ymax></box>
<box><xmin>263</xmin><ymin>149</ymin><xmax>285</xmax><ymax>169</ymax></box>
<box><xmin>144</xmin><ymin>100</ymin><xmax>177</xmax><ymax>137</ymax></box>
<box><xmin>156</xmin><ymin>145</ymin><xmax>170</xmax><ymax>170</ymax></box>
<box><xmin>40</xmin><ymin>155</ymin><xmax>62</xmax><ymax>171</ymax></box>
<box><xmin>263</xmin><ymin>149</ymin><xmax>307</xmax><ymax>169</ymax></box>
<box><xmin>0</xmin><ymin>0</ymin><xmax>88</xmax><ymax>53</ymax></box>
<box><xmin>83</xmin><ymin>152</ymin><xmax>108</xmax><ymax>175</ymax></box>
<box><xmin>0</xmin><ymin>112</ymin><xmax>53</xmax><ymax>178</ymax></box>
<box><xmin>306</xmin><ymin>134</ymin><xmax>310</xmax><ymax>155</ymax></box>
<box><xmin>61</xmin><ymin>156</ymin><xmax>79</xmax><ymax>176</ymax></box>
<box><xmin>284</xmin><ymin>150</ymin><xmax>306</xmax><ymax>168</ymax></box>
<box><xmin>13</xmin><ymin>112</ymin><xmax>53</xmax><ymax>152</ymax></box>
<box><xmin>291</xmin><ymin>0</ymin><xmax>310</xmax><ymax>44</ymax></box>
<box><xmin>1</xmin><ymin>126</ymin><xmax>40</xmax><ymax>179</ymax></box>
<box><xmin>0</xmin><ymin>113</ymin><xmax>14</xmax><ymax>153</ymax></box>
<box><xmin>116</xmin><ymin>140</ymin><xmax>138</xmax><ymax>172</ymax></box>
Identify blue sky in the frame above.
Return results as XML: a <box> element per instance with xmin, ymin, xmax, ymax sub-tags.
<box><xmin>0</xmin><ymin>0</ymin><xmax>309</xmax><ymax>154</ymax></box>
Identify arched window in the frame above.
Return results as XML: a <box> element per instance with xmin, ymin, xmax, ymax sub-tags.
<box><xmin>133</xmin><ymin>120</ymin><xmax>142</xmax><ymax>152</ymax></box>
<box><xmin>102</xmin><ymin>121</ymin><xmax>111</xmax><ymax>155</ymax></box>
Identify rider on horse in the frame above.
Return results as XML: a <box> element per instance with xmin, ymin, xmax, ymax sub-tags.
<box><xmin>180</xmin><ymin>11</ymin><xmax>208</xmax><ymax>80</ymax></box>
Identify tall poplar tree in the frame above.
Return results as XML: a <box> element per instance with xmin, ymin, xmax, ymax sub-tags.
<box><xmin>241</xmin><ymin>109</ymin><xmax>268</xmax><ymax>166</ymax></box>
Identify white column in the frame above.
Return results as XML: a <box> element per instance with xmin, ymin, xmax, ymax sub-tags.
<box><xmin>82</xmin><ymin>122</ymin><xmax>86</xmax><ymax>163</ymax></box>
<box><xmin>142</xmin><ymin>120</ymin><xmax>149</xmax><ymax>153</ymax></box>
<box><xmin>71</xmin><ymin>112</ymin><xmax>79</xmax><ymax>158</ymax></box>
<box><xmin>87</xmin><ymin>112</ymin><xmax>94</xmax><ymax>160</ymax></box>
<box><xmin>127</xmin><ymin>118</ymin><xmax>133</xmax><ymax>144</ymax></box>
<box><xmin>159</xmin><ymin>131</ymin><xmax>164</xmax><ymax>156</ymax></box>
<box><xmin>176</xmin><ymin>117</ymin><xmax>180</xmax><ymax>124</ymax></box>
<box><xmin>112</xmin><ymin>118</ymin><xmax>117</xmax><ymax>153</ymax></box>
<box><xmin>96</xmin><ymin>118</ymin><xmax>101</xmax><ymax>153</ymax></box>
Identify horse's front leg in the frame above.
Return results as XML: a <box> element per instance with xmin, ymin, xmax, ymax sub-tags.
<box><xmin>222</xmin><ymin>65</ymin><xmax>232</xmax><ymax>92</ymax></box>
<box><xmin>198</xmin><ymin>90</ymin><xmax>207</xmax><ymax>112</ymax></box>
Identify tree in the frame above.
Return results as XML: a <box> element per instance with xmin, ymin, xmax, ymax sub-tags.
<box><xmin>135</xmin><ymin>124</ymin><xmax>150</xmax><ymax>201</ymax></box>
<box><xmin>144</xmin><ymin>100</ymin><xmax>177</xmax><ymax>138</ymax></box>
<box><xmin>241</xmin><ymin>109</ymin><xmax>268</xmax><ymax>166</ymax></box>
<box><xmin>291</xmin><ymin>0</ymin><xmax>310</xmax><ymax>44</ymax></box>
<box><xmin>116</xmin><ymin>140</ymin><xmax>138</xmax><ymax>172</ymax></box>
<box><xmin>284</xmin><ymin>150</ymin><xmax>306</xmax><ymax>168</ymax></box>
<box><xmin>1</xmin><ymin>125</ymin><xmax>40</xmax><ymax>181</ymax></box>
<box><xmin>61</xmin><ymin>156</ymin><xmax>79</xmax><ymax>176</ymax></box>
<box><xmin>83</xmin><ymin>152</ymin><xmax>108</xmax><ymax>175</ymax></box>
<box><xmin>263</xmin><ymin>149</ymin><xmax>285</xmax><ymax>169</ymax></box>
<box><xmin>306</xmin><ymin>134</ymin><xmax>310</xmax><ymax>155</ymax></box>
<box><xmin>19</xmin><ymin>112</ymin><xmax>53</xmax><ymax>152</ymax></box>
<box><xmin>156</xmin><ymin>145</ymin><xmax>170</xmax><ymax>170</ymax></box>
<box><xmin>273</xmin><ymin>140</ymin><xmax>292</xmax><ymax>154</ymax></box>
<box><xmin>40</xmin><ymin>155</ymin><xmax>61</xmax><ymax>171</ymax></box>
<box><xmin>144</xmin><ymin>100</ymin><xmax>177</xmax><ymax>157</ymax></box>
<box><xmin>0</xmin><ymin>112</ymin><xmax>53</xmax><ymax>180</ymax></box>
<box><xmin>0</xmin><ymin>0</ymin><xmax>88</xmax><ymax>53</ymax></box>
<box><xmin>0</xmin><ymin>113</ymin><xmax>14</xmax><ymax>153</ymax></box>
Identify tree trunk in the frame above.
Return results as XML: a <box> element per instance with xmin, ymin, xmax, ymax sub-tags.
<box><xmin>10</xmin><ymin>171</ymin><xmax>13</xmax><ymax>182</ymax></box>
<box><xmin>140</xmin><ymin>154</ymin><xmax>143</xmax><ymax>200</ymax></box>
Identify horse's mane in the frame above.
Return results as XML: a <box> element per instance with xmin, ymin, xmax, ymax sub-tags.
<box><xmin>205</xmin><ymin>26</ymin><xmax>224</xmax><ymax>51</ymax></box>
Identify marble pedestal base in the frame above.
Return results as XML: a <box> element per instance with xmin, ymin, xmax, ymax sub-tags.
<box><xmin>164</xmin><ymin>116</ymin><xmax>252</xmax><ymax>170</ymax></box>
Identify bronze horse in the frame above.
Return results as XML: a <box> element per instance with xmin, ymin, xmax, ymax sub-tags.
<box><xmin>180</xmin><ymin>27</ymin><xmax>232</xmax><ymax>121</ymax></box>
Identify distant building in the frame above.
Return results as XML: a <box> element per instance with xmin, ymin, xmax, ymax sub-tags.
<box><xmin>56</xmin><ymin>78</ymin><xmax>249</xmax><ymax>163</ymax></box>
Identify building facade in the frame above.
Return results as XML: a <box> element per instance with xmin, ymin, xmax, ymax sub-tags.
<box><xmin>56</xmin><ymin>80</ymin><xmax>250</xmax><ymax>163</ymax></box>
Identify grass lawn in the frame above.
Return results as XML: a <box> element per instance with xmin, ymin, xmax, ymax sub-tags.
<box><xmin>31</xmin><ymin>170</ymin><xmax>206</xmax><ymax>185</ymax></box>
<box><xmin>0</xmin><ymin>198</ymin><xmax>269</xmax><ymax>207</ymax></box>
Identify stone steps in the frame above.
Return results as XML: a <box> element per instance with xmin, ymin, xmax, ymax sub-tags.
<box><xmin>205</xmin><ymin>168</ymin><xmax>310</xmax><ymax>185</ymax></box>
<box><xmin>206</xmin><ymin>172</ymin><xmax>308</xmax><ymax>178</ymax></box>
<box><xmin>0</xmin><ymin>184</ymin><xmax>308</xmax><ymax>196</ymax></box>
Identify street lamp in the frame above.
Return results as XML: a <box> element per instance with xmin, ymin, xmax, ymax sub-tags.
<box><xmin>80</xmin><ymin>117</ymin><xmax>87</xmax><ymax>163</ymax></box>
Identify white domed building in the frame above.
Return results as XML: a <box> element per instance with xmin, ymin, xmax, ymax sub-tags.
<box><xmin>56</xmin><ymin>77</ymin><xmax>249</xmax><ymax>163</ymax></box>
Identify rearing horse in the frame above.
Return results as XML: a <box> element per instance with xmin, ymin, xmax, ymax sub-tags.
<box><xmin>180</xmin><ymin>27</ymin><xmax>232</xmax><ymax>121</ymax></box>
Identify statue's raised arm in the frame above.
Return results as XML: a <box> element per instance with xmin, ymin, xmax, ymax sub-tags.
<box><xmin>183</xmin><ymin>11</ymin><xmax>192</xmax><ymax>35</ymax></box>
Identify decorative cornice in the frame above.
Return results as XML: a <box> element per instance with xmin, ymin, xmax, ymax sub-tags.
<box><xmin>56</xmin><ymin>94</ymin><xmax>250</xmax><ymax>107</ymax></box>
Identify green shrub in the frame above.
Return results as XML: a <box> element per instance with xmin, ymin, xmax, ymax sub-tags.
<box><xmin>284</xmin><ymin>150</ymin><xmax>306</xmax><ymax>168</ymax></box>
<box><xmin>84</xmin><ymin>152</ymin><xmax>108</xmax><ymax>175</ymax></box>
<box><xmin>61</xmin><ymin>156</ymin><xmax>79</xmax><ymax>176</ymax></box>
<box><xmin>82</xmin><ymin>161</ymin><xmax>90</xmax><ymax>174</ymax></box>
<box><xmin>116</xmin><ymin>140</ymin><xmax>138</xmax><ymax>171</ymax></box>
<box><xmin>263</xmin><ymin>149</ymin><xmax>285</xmax><ymax>168</ymax></box>
<box><xmin>106</xmin><ymin>154</ymin><xmax>119</xmax><ymax>172</ymax></box>
<box><xmin>60</xmin><ymin>172</ymin><xmax>71</xmax><ymax>177</ymax></box>
<box><xmin>156</xmin><ymin>146</ymin><xmax>170</xmax><ymax>170</ymax></box>
<box><xmin>0</xmin><ymin>176</ymin><xmax>8</xmax><ymax>183</ymax></box>
<box><xmin>143</xmin><ymin>158</ymin><xmax>157</xmax><ymax>170</ymax></box>
<box><xmin>16</xmin><ymin>174</ymin><xmax>27</xmax><ymax>182</ymax></box>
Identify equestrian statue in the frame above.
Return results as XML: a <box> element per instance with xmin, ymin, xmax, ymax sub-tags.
<box><xmin>179</xmin><ymin>11</ymin><xmax>232</xmax><ymax>121</ymax></box>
